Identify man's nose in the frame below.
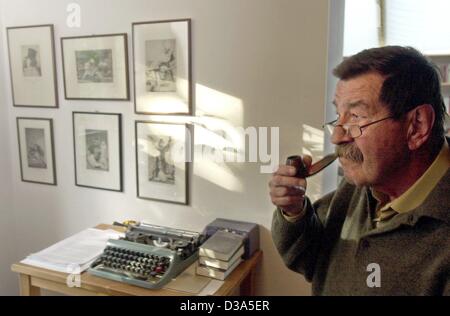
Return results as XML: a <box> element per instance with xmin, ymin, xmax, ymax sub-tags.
<box><xmin>331</xmin><ymin>126</ymin><xmax>353</xmax><ymax>145</ymax></box>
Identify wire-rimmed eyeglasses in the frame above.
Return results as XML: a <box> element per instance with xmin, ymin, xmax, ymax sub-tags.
<box><xmin>323</xmin><ymin>116</ymin><xmax>394</xmax><ymax>138</ymax></box>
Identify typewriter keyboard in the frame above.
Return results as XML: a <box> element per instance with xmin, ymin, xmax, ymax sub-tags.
<box><xmin>99</xmin><ymin>245</ymin><xmax>171</xmax><ymax>280</ymax></box>
<box><xmin>88</xmin><ymin>238</ymin><xmax>198</xmax><ymax>289</ymax></box>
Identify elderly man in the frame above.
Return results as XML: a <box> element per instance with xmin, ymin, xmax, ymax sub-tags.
<box><xmin>270</xmin><ymin>46</ymin><xmax>449</xmax><ymax>295</ymax></box>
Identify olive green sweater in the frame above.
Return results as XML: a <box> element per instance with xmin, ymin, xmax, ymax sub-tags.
<box><xmin>272</xmin><ymin>157</ymin><xmax>449</xmax><ymax>296</ymax></box>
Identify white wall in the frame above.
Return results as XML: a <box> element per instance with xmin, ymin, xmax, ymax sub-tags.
<box><xmin>0</xmin><ymin>0</ymin><xmax>330</xmax><ymax>295</ymax></box>
<box><xmin>0</xmin><ymin>0</ymin><xmax>18</xmax><ymax>295</ymax></box>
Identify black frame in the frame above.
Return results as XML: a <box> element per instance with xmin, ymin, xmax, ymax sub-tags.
<box><xmin>16</xmin><ymin>117</ymin><xmax>57</xmax><ymax>185</ymax></box>
<box><xmin>61</xmin><ymin>33</ymin><xmax>130</xmax><ymax>101</ymax></box>
<box><xmin>132</xmin><ymin>18</ymin><xmax>193</xmax><ymax>115</ymax></box>
<box><xmin>72</xmin><ymin>112</ymin><xmax>123</xmax><ymax>192</ymax></box>
<box><xmin>135</xmin><ymin>120</ymin><xmax>190</xmax><ymax>205</ymax></box>
<box><xmin>7</xmin><ymin>24</ymin><xmax>59</xmax><ymax>108</ymax></box>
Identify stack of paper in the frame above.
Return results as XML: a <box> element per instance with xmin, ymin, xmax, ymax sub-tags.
<box><xmin>21</xmin><ymin>228</ymin><xmax>124</xmax><ymax>273</ymax></box>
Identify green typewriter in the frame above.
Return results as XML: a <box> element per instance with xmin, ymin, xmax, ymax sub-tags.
<box><xmin>88</xmin><ymin>223</ymin><xmax>205</xmax><ymax>289</ymax></box>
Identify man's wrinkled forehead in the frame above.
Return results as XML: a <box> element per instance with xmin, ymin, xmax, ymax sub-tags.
<box><xmin>333</xmin><ymin>73</ymin><xmax>386</xmax><ymax>112</ymax></box>
<box><xmin>332</xmin><ymin>98</ymin><xmax>380</xmax><ymax>116</ymax></box>
<box><xmin>332</xmin><ymin>99</ymin><xmax>371</xmax><ymax>111</ymax></box>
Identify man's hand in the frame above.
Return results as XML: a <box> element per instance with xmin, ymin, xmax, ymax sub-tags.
<box><xmin>269</xmin><ymin>155</ymin><xmax>312</xmax><ymax>216</ymax></box>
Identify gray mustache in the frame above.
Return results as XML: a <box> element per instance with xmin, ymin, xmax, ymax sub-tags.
<box><xmin>335</xmin><ymin>143</ymin><xmax>364</xmax><ymax>163</ymax></box>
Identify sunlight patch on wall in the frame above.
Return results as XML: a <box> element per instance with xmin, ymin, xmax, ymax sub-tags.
<box><xmin>195</xmin><ymin>83</ymin><xmax>244</xmax><ymax>126</ymax></box>
<box><xmin>137</xmin><ymin>83</ymin><xmax>246</xmax><ymax>192</ymax></box>
<box><xmin>193</xmin><ymin>83</ymin><xmax>245</xmax><ymax>192</ymax></box>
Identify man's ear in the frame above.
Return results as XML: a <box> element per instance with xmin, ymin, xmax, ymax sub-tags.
<box><xmin>406</xmin><ymin>104</ymin><xmax>435</xmax><ymax>150</ymax></box>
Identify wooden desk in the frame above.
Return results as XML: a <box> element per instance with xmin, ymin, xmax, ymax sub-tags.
<box><xmin>11</xmin><ymin>224</ymin><xmax>262</xmax><ymax>296</ymax></box>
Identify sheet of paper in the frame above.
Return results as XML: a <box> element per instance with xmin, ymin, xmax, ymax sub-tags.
<box><xmin>21</xmin><ymin>228</ymin><xmax>124</xmax><ymax>273</ymax></box>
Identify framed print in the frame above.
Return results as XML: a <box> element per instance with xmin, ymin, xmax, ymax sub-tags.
<box><xmin>61</xmin><ymin>34</ymin><xmax>129</xmax><ymax>100</ymax></box>
<box><xmin>135</xmin><ymin>121</ymin><xmax>189</xmax><ymax>204</ymax></box>
<box><xmin>7</xmin><ymin>25</ymin><xmax>58</xmax><ymax>107</ymax></box>
<box><xmin>16</xmin><ymin>118</ymin><xmax>57</xmax><ymax>185</ymax></box>
<box><xmin>133</xmin><ymin>19</ymin><xmax>192</xmax><ymax>114</ymax></box>
<box><xmin>73</xmin><ymin>112</ymin><xmax>122</xmax><ymax>191</ymax></box>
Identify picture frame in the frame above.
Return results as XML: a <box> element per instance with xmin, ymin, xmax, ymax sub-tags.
<box><xmin>73</xmin><ymin>112</ymin><xmax>123</xmax><ymax>191</ymax></box>
<box><xmin>61</xmin><ymin>33</ymin><xmax>130</xmax><ymax>100</ymax></box>
<box><xmin>132</xmin><ymin>19</ymin><xmax>192</xmax><ymax>115</ymax></box>
<box><xmin>7</xmin><ymin>24</ymin><xmax>58</xmax><ymax>108</ymax></box>
<box><xmin>135</xmin><ymin>121</ymin><xmax>189</xmax><ymax>205</ymax></box>
<box><xmin>16</xmin><ymin>117</ymin><xmax>57</xmax><ymax>185</ymax></box>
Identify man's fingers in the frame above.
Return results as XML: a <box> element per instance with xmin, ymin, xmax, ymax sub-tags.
<box><xmin>269</xmin><ymin>174</ymin><xmax>307</xmax><ymax>188</ymax></box>
<box><xmin>274</xmin><ymin>165</ymin><xmax>297</xmax><ymax>176</ymax></box>
<box><xmin>269</xmin><ymin>164</ymin><xmax>308</xmax><ymax>210</ymax></box>
<box><xmin>272</xmin><ymin>195</ymin><xmax>304</xmax><ymax>207</ymax></box>
<box><xmin>271</xmin><ymin>186</ymin><xmax>306</xmax><ymax>198</ymax></box>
